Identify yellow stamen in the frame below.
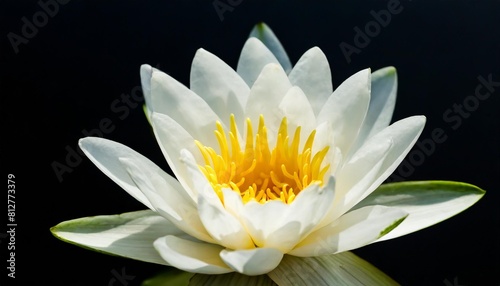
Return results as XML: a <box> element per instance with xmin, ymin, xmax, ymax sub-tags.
<box><xmin>196</xmin><ymin>115</ymin><xmax>330</xmax><ymax>204</ymax></box>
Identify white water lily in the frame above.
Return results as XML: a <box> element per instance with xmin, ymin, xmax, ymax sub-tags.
<box><xmin>52</xmin><ymin>23</ymin><xmax>484</xmax><ymax>282</ymax></box>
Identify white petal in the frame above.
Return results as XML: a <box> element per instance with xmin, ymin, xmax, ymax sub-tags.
<box><xmin>362</xmin><ymin>116</ymin><xmax>426</xmax><ymax>192</ymax></box>
<box><xmin>51</xmin><ymin>210</ymin><xmax>183</xmax><ymax>265</ymax></box>
<box><xmin>363</xmin><ymin>67</ymin><xmax>398</xmax><ymax>139</ymax></box>
<box><xmin>178</xmin><ymin>149</ymin><xmax>254</xmax><ymax>249</ymax></box>
<box><xmin>249</xmin><ymin>22</ymin><xmax>292</xmax><ymax>73</ymax></box>
<box><xmin>221</xmin><ymin>188</ymin><xmax>245</xmax><ymax>218</ymax></box>
<box><xmin>240</xmin><ymin>180</ymin><xmax>335</xmax><ymax>252</ymax></box>
<box><xmin>220</xmin><ymin>248</ymin><xmax>284</xmax><ymax>275</ymax></box>
<box><xmin>154</xmin><ymin>236</ymin><xmax>232</xmax><ymax>274</ymax></box>
<box><xmin>237</xmin><ymin>37</ymin><xmax>280</xmax><ymax>87</ymax></box>
<box><xmin>140</xmin><ymin>64</ymin><xmax>154</xmax><ymax>117</ymax></box>
<box><xmin>288</xmin><ymin>47</ymin><xmax>333</xmax><ymax>116</ymax></box>
<box><xmin>336</xmin><ymin>139</ymin><xmax>393</xmax><ymax>210</ymax></box>
<box><xmin>150</xmin><ymin>112</ymin><xmax>202</xmax><ymax>201</ymax></box>
<box><xmin>289</xmin><ymin>206</ymin><xmax>408</xmax><ymax>257</ymax></box>
<box><xmin>317</xmin><ymin>69</ymin><xmax>371</xmax><ymax>158</ymax></box>
<box><xmin>179</xmin><ymin>148</ymin><xmax>218</xmax><ymax>203</ymax></box>
<box><xmin>240</xmin><ymin>200</ymin><xmax>287</xmax><ymax>247</ymax></box>
<box><xmin>245</xmin><ymin>63</ymin><xmax>292</xmax><ymax>143</ymax></box>
<box><xmin>197</xmin><ymin>193</ymin><xmax>254</xmax><ymax>250</ymax></box>
<box><xmin>149</xmin><ymin>68</ymin><xmax>221</xmax><ymax>149</ymax></box>
<box><xmin>190</xmin><ymin>48</ymin><xmax>249</xmax><ymax>130</ymax></box>
<box><xmin>351</xmin><ymin>66</ymin><xmax>398</xmax><ymax>153</ymax></box>
<box><xmin>321</xmin><ymin>116</ymin><xmax>425</xmax><ymax>228</ymax></box>
<box><xmin>78</xmin><ymin>137</ymin><xmax>154</xmax><ymax>210</ymax></box>
<box><xmin>278</xmin><ymin>86</ymin><xmax>317</xmax><ymax>143</ymax></box>
<box><xmin>119</xmin><ymin>157</ymin><xmax>215</xmax><ymax>244</ymax></box>
<box><xmin>353</xmin><ymin>181</ymin><xmax>485</xmax><ymax>242</ymax></box>
<box><xmin>317</xmin><ymin>139</ymin><xmax>392</xmax><ymax>229</ymax></box>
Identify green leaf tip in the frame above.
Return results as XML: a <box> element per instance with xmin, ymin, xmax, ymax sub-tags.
<box><xmin>253</xmin><ymin>22</ymin><xmax>267</xmax><ymax>36</ymax></box>
<box><xmin>379</xmin><ymin>216</ymin><xmax>407</xmax><ymax>238</ymax></box>
<box><xmin>383</xmin><ymin>66</ymin><xmax>396</xmax><ymax>75</ymax></box>
<box><xmin>143</xmin><ymin>104</ymin><xmax>152</xmax><ymax>126</ymax></box>
<box><xmin>380</xmin><ymin>180</ymin><xmax>486</xmax><ymax>196</ymax></box>
<box><xmin>248</xmin><ymin>22</ymin><xmax>292</xmax><ymax>74</ymax></box>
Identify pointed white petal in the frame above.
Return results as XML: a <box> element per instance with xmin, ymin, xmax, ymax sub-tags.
<box><xmin>245</xmin><ymin>63</ymin><xmax>292</xmax><ymax>143</ymax></box>
<box><xmin>140</xmin><ymin>64</ymin><xmax>154</xmax><ymax>117</ymax></box>
<box><xmin>178</xmin><ymin>149</ymin><xmax>254</xmax><ymax>249</ymax></box>
<box><xmin>264</xmin><ymin>179</ymin><xmax>335</xmax><ymax>251</ymax></box>
<box><xmin>240</xmin><ymin>180</ymin><xmax>335</xmax><ymax>252</ymax></box>
<box><xmin>120</xmin><ymin>157</ymin><xmax>215</xmax><ymax>244</ymax></box>
<box><xmin>321</xmin><ymin>116</ymin><xmax>425</xmax><ymax>229</ymax></box>
<box><xmin>361</xmin><ymin>116</ymin><xmax>426</xmax><ymax>193</ymax></box>
<box><xmin>364</xmin><ymin>67</ymin><xmax>398</xmax><ymax>138</ymax></box>
<box><xmin>51</xmin><ymin>210</ymin><xmax>182</xmax><ymax>265</ymax></box>
<box><xmin>289</xmin><ymin>206</ymin><xmax>407</xmax><ymax>257</ymax></box>
<box><xmin>220</xmin><ymin>248</ymin><xmax>284</xmax><ymax>275</ymax></box>
<box><xmin>154</xmin><ymin>236</ymin><xmax>232</xmax><ymax>274</ymax></box>
<box><xmin>336</xmin><ymin>139</ymin><xmax>393</xmax><ymax>210</ymax></box>
<box><xmin>150</xmin><ymin>112</ymin><xmax>203</xmax><ymax>201</ymax></box>
<box><xmin>190</xmin><ymin>48</ymin><xmax>249</xmax><ymax>130</ymax></box>
<box><xmin>288</xmin><ymin>47</ymin><xmax>333</xmax><ymax>116</ymax></box>
<box><xmin>351</xmin><ymin>67</ymin><xmax>398</xmax><ymax>153</ymax></box>
<box><xmin>317</xmin><ymin>139</ymin><xmax>392</xmax><ymax>228</ymax></box>
<box><xmin>78</xmin><ymin>137</ymin><xmax>154</xmax><ymax>210</ymax></box>
<box><xmin>317</xmin><ymin>69</ymin><xmax>371</xmax><ymax>157</ymax></box>
<box><xmin>249</xmin><ymin>22</ymin><xmax>292</xmax><ymax>73</ymax></box>
<box><xmin>237</xmin><ymin>37</ymin><xmax>280</xmax><ymax>87</ymax></box>
<box><xmin>309</xmin><ymin>121</ymin><xmax>341</xmax><ymax>178</ymax></box>
<box><xmin>197</xmin><ymin>193</ymin><xmax>255</xmax><ymax>249</ymax></box>
<box><xmin>221</xmin><ymin>188</ymin><xmax>245</xmax><ymax>218</ymax></box>
<box><xmin>353</xmin><ymin>181</ymin><xmax>485</xmax><ymax>242</ymax></box>
<box><xmin>149</xmin><ymin>69</ymin><xmax>220</xmax><ymax>148</ymax></box>
<box><xmin>240</xmin><ymin>200</ymin><xmax>287</xmax><ymax>247</ymax></box>
<box><xmin>279</xmin><ymin>86</ymin><xmax>317</xmax><ymax>142</ymax></box>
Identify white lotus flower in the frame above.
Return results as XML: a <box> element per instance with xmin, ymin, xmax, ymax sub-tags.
<box><xmin>52</xmin><ymin>23</ymin><xmax>484</xmax><ymax>281</ymax></box>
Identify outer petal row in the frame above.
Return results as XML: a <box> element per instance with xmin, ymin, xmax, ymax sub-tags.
<box><xmin>79</xmin><ymin>137</ymin><xmax>215</xmax><ymax>243</ymax></box>
<box><xmin>153</xmin><ymin>236</ymin><xmax>285</xmax><ymax>276</ymax></box>
<box><xmin>289</xmin><ymin>205</ymin><xmax>408</xmax><ymax>257</ymax></box>
<box><xmin>51</xmin><ymin>210</ymin><xmax>183</xmax><ymax>266</ymax></box>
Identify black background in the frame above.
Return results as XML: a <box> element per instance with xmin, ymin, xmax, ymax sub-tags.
<box><xmin>1</xmin><ymin>0</ymin><xmax>499</xmax><ymax>285</ymax></box>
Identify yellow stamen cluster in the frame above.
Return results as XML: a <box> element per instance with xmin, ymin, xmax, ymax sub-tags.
<box><xmin>196</xmin><ymin>114</ymin><xmax>330</xmax><ymax>204</ymax></box>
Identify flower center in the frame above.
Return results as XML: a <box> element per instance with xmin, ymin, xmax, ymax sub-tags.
<box><xmin>195</xmin><ymin>114</ymin><xmax>330</xmax><ymax>204</ymax></box>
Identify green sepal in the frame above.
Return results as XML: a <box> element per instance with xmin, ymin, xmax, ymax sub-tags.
<box><xmin>267</xmin><ymin>252</ymin><xmax>399</xmax><ymax>285</ymax></box>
